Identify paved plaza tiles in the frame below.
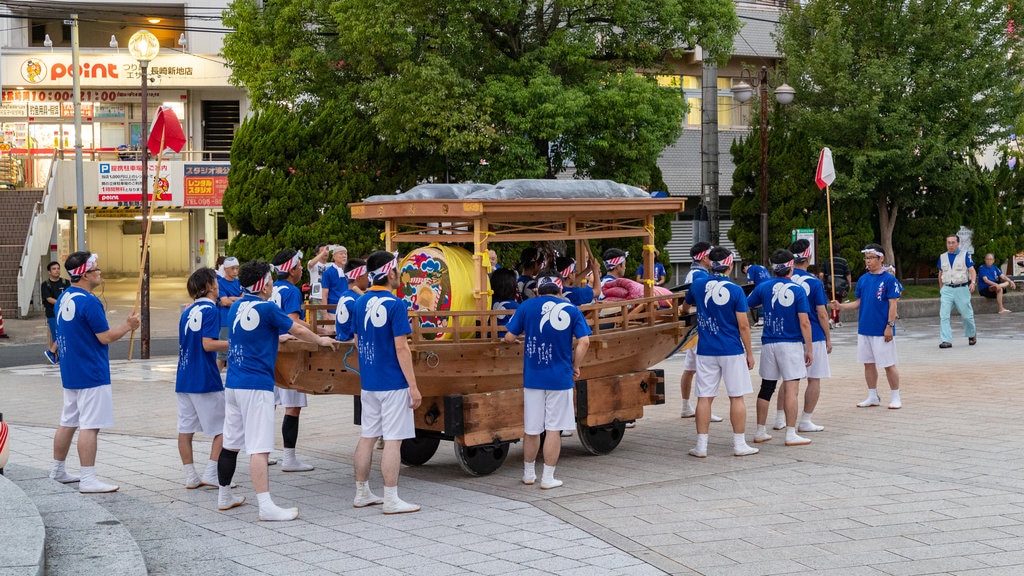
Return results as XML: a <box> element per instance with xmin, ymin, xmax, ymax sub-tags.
<box><xmin>1</xmin><ymin>313</ymin><xmax>1023</xmax><ymax>575</ymax></box>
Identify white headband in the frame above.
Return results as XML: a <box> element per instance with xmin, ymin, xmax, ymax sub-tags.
<box><xmin>367</xmin><ymin>253</ymin><xmax>399</xmax><ymax>283</ymax></box>
<box><xmin>243</xmin><ymin>271</ymin><xmax>273</xmax><ymax>294</ymax></box>
<box><xmin>861</xmin><ymin>248</ymin><xmax>884</xmax><ymax>258</ymax></box>
<box><xmin>274</xmin><ymin>250</ymin><xmax>303</xmax><ymax>275</ymax></box>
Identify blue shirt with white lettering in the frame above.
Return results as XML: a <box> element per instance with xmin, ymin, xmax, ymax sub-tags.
<box><xmin>55</xmin><ymin>286</ymin><xmax>111</xmax><ymax>389</ymax></box>
<box><xmin>270</xmin><ymin>280</ymin><xmax>303</xmax><ymax>335</ymax></box>
<box><xmin>854</xmin><ymin>271</ymin><xmax>901</xmax><ymax>336</ymax></box>
<box><xmin>492</xmin><ymin>300</ymin><xmax>519</xmax><ymax>327</ymax></box>
<box><xmin>684</xmin><ymin>274</ymin><xmax>748</xmax><ymax>356</ymax></box>
<box><xmin>746</xmin><ymin>264</ymin><xmax>770</xmax><ymax>285</ymax></box>
<box><xmin>334</xmin><ymin>287</ymin><xmax>360</xmax><ymax>341</ymax></box>
<box><xmin>505</xmin><ymin>295</ymin><xmax>592</xmax><ymax>391</ymax></box>
<box><xmin>226</xmin><ymin>294</ymin><xmax>294</xmax><ymax>392</ymax></box>
<box><xmin>355</xmin><ymin>287</ymin><xmax>413</xmax><ymax>392</ymax></box>
<box><xmin>747</xmin><ymin>277</ymin><xmax>811</xmax><ymax>344</ymax></box>
<box><xmin>791</xmin><ymin>269</ymin><xmax>827</xmax><ymax>343</ymax></box>
<box><xmin>176</xmin><ymin>298</ymin><xmax>223</xmax><ymax>394</ymax></box>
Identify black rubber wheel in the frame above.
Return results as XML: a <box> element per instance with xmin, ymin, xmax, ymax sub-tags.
<box><xmin>400</xmin><ymin>434</ymin><xmax>441</xmax><ymax>466</ymax></box>
<box><xmin>576</xmin><ymin>421</ymin><xmax>627</xmax><ymax>455</ymax></box>
<box><xmin>454</xmin><ymin>441</ymin><xmax>510</xmax><ymax>476</ymax></box>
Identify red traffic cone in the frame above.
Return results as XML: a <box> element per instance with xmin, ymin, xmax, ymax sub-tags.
<box><xmin>0</xmin><ymin>306</ymin><xmax>8</xmax><ymax>338</ymax></box>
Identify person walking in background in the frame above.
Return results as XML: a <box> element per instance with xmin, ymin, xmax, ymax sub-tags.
<box><xmin>41</xmin><ymin>260</ymin><xmax>70</xmax><ymax>364</ymax></box>
<box><xmin>503</xmin><ymin>271</ymin><xmax>592</xmax><ymax>488</ymax></box>
<box><xmin>832</xmin><ymin>244</ymin><xmax>903</xmax><ymax>409</ymax></box>
<box><xmin>977</xmin><ymin>253</ymin><xmax>1015</xmax><ymax>314</ymax></box>
<box><xmin>175</xmin><ymin>267</ymin><xmax>230</xmax><ymax>489</ymax></box>
<box><xmin>937</xmin><ymin>233</ymin><xmax>977</xmax><ymax>348</ymax></box>
<box><xmin>50</xmin><ymin>252</ymin><xmax>140</xmax><ymax>493</ymax></box>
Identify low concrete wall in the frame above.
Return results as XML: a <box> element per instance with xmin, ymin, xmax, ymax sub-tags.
<box><xmin>895</xmin><ymin>291</ymin><xmax>1024</xmax><ymax>319</ymax></box>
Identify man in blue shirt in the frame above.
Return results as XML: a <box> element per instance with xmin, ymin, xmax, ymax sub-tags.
<box><xmin>682</xmin><ymin>247</ymin><xmax>758</xmax><ymax>458</ymax></box>
<box><xmin>320</xmin><ymin>245</ymin><xmax>348</xmax><ymax>318</ymax></box>
<box><xmin>680</xmin><ymin>242</ymin><xmax>722</xmax><ymax>423</ymax></box>
<box><xmin>600</xmin><ymin>248</ymin><xmax>628</xmax><ymax>286</ymax></box>
<box><xmin>175</xmin><ymin>267</ymin><xmax>229</xmax><ymax>489</ymax></box>
<box><xmin>832</xmin><ymin>244</ymin><xmax>903</xmax><ymax>409</ymax></box>
<box><xmin>937</xmin><ymin>234</ymin><xmax>977</xmax><ymax>348</ymax></box>
<box><xmin>747</xmin><ymin>249</ymin><xmax>813</xmax><ymax>447</ymax></box>
<box><xmin>635</xmin><ymin>250</ymin><xmax>667</xmax><ymax>286</ymax></box>
<box><xmin>51</xmin><ymin>252</ymin><xmax>140</xmax><ymax>493</ymax></box>
<box><xmin>788</xmin><ymin>240</ymin><xmax>832</xmax><ymax>435</ymax></box>
<box><xmin>335</xmin><ymin>258</ymin><xmax>368</xmax><ymax>342</ymax></box>
<box><xmin>556</xmin><ymin>254</ymin><xmax>601</xmax><ymax>306</ymax></box>
<box><xmin>742</xmin><ymin>261</ymin><xmax>770</xmax><ymax>327</ymax></box>
<box><xmin>218</xmin><ymin>260</ymin><xmax>338</xmax><ymax>521</ymax></box>
<box><xmin>270</xmin><ymin>249</ymin><xmax>315</xmax><ymax>473</ymax></box>
<box><xmin>504</xmin><ymin>271</ymin><xmax>592</xmax><ymax>488</ymax></box>
<box><xmin>216</xmin><ymin>256</ymin><xmax>242</xmax><ymax>370</ymax></box>
<box><xmin>353</xmin><ymin>251</ymin><xmax>423</xmax><ymax>514</ymax></box>
<box><xmin>977</xmin><ymin>252</ymin><xmax>1015</xmax><ymax>314</ymax></box>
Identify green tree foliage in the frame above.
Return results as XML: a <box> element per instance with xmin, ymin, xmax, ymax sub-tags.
<box><xmin>223</xmin><ymin>102</ymin><xmax>423</xmax><ymax>263</ymax></box>
<box><xmin>775</xmin><ymin>0</ymin><xmax>1024</xmax><ymax>266</ymax></box>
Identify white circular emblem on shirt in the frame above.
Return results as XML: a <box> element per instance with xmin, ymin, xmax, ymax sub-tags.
<box><xmin>791</xmin><ymin>274</ymin><xmax>812</xmax><ymax>296</ymax></box>
<box><xmin>58</xmin><ymin>292</ymin><xmax>85</xmax><ymax>322</ymax></box>
<box><xmin>186</xmin><ymin>305</ymin><xmax>204</xmax><ymax>332</ymax></box>
<box><xmin>233</xmin><ymin>301</ymin><xmax>262</xmax><ymax>332</ymax></box>
<box><xmin>336</xmin><ymin>295</ymin><xmax>354</xmax><ymax>323</ymax></box>
<box><xmin>704</xmin><ymin>280</ymin><xmax>733</xmax><ymax>306</ymax></box>
<box><xmin>771</xmin><ymin>283</ymin><xmax>796</xmax><ymax>308</ymax></box>
<box><xmin>539</xmin><ymin>301</ymin><xmax>572</xmax><ymax>332</ymax></box>
<box><xmin>364</xmin><ymin>296</ymin><xmax>389</xmax><ymax>329</ymax></box>
<box><xmin>270</xmin><ymin>286</ymin><xmax>284</xmax><ymax>307</ymax></box>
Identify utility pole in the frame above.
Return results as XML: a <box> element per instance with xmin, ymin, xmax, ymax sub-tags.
<box><xmin>701</xmin><ymin>61</ymin><xmax>720</xmax><ymax>246</ymax></box>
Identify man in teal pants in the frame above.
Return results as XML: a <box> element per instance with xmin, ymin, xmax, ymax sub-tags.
<box><xmin>937</xmin><ymin>234</ymin><xmax>977</xmax><ymax>349</ymax></box>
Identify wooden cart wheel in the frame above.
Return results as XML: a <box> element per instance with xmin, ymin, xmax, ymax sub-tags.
<box><xmin>454</xmin><ymin>441</ymin><xmax>510</xmax><ymax>476</ymax></box>
<box><xmin>576</xmin><ymin>421</ymin><xmax>627</xmax><ymax>455</ymax></box>
<box><xmin>400</xmin><ymin>434</ymin><xmax>441</xmax><ymax>466</ymax></box>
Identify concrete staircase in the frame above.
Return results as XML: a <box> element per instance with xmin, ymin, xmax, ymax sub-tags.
<box><xmin>0</xmin><ymin>189</ymin><xmax>45</xmax><ymax>317</ymax></box>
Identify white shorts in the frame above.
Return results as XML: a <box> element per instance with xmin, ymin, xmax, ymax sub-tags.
<box><xmin>759</xmin><ymin>342</ymin><xmax>808</xmax><ymax>382</ymax></box>
<box><xmin>359</xmin><ymin>389</ymin><xmax>415</xmax><ymax>441</ymax></box>
<box><xmin>176</xmin><ymin>391</ymin><xmax>225</xmax><ymax>436</ymax></box>
<box><xmin>523</xmin><ymin>388</ymin><xmax>576</xmax><ymax>435</ymax></box>
<box><xmin>683</xmin><ymin>348</ymin><xmax>697</xmax><ymax>372</ymax></box>
<box><xmin>60</xmin><ymin>385</ymin><xmax>114</xmax><ymax>430</ymax></box>
<box><xmin>695</xmin><ymin>354</ymin><xmax>753</xmax><ymax>398</ymax></box>
<box><xmin>806</xmin><ymin>341</ymin><xmax>831</xmax><ymax>379</ymax></box>
<box><xmin>857</xmin><ymin>335</ymin><xmax>898</xmax><ymax>368</ymax></box>
<box><xmin>222</xmin><ymin>388</ymin><xmax>276</xmax><ymax>454</ymax></box>
<box><xmin>274</xmin><ymin>386</ymin><xmax>308</xmax><ymax>408</ymax></box>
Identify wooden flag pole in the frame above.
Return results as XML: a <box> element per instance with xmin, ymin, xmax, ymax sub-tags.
<box><xmin>128</xmin><ymin>132</ymin><xmax>165</xmax><ymax>360</ymax></box>
<box><xmin>825</xmin><ymin>184</ymin><xmax>836</xmax><ymax>304</ymax></box>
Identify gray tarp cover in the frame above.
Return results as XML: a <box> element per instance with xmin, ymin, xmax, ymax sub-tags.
<box><xmin>362</xmin><ymin>179</ymin><xmax>649</xmax><ymax>203</ymax></box>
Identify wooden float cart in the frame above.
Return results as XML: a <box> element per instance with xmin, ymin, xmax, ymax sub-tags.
<box><xmin>275</xmin><ymin>188</ymin><xmax>693</xmax><ymax>475</ymax></box>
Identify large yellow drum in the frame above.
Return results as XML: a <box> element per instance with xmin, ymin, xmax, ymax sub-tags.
<box><xmin>397</xmin><ymin>244</ymin><xmax>483</xmax><ymax>339</ymax></box>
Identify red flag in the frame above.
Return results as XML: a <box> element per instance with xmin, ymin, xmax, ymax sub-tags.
<box><xmin>147</xmin><ymin>106</ymin><xmax>187</xmax><ymax>156</ymax></box>
<box><xmin>815</xmin><ymin>147</ymin><xmax>835</xmax><ymax>190</ymax></box>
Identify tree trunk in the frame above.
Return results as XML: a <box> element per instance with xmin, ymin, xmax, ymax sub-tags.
<box><xmin>877</xmin><ymin>194</ymin><xmax>899</xmax><ymax>266</ymax></box>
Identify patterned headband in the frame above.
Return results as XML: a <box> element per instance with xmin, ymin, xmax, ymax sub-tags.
<box><xmin>243</xmin><ymin>271</ymin><xmax>273</xmax><ymax>294</ymax></box>
<box><xmin>538</xmin><ymin>275</ymin><xmax>563</xmax><ymax>289</ymax></box>
<box><xmin>346</xmin><ymin>265</ymin><xmax>367</xmax><ymax>281</ymax></box>
<box><xmin>70</xmin><ymin>254</ymin><xmax>98</xmax><ymax>277</ymax></box>
<box><xmin>772</xmin><ymin>260</ymin><xmax>794</xmax><ymax>275</ymax></box>
<box><xmin>274</xmin><ymin>250</ymin><xmax>303</xmax><ymax>275</ymax></box>
<box><xmin>367</xmin><ymin>252</ymin><xmax>399</xmax><ymax>283</ymax></box>
<box><xmin>604</xmin><ymin>252</ymin><xmax>628</xmax><ymax>269</ymax></box>
<box><xmin>710</xmin><ymin>252</ymin><xmax>734</xmax><ymax>272</ymax></box>
<box><xmin>793</xmin><ymin>247</ymin><xmax>812</xmax><ymax>262</ymax></box>
<box><xmin>559</xmin><ymin>261</ymin><xmax>576</xmax><ymax>279</ymax></box>
<box><xmin>694</xmin><ymin>246</ymin><xmax>714</xmax><ymax>262</ymax></box>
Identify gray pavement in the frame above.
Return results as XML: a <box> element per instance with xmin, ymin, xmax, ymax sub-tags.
<box><xmin>1</xmin><ymin>302</ymin><xmax>1024</xmax><ymax>574</ymax></box>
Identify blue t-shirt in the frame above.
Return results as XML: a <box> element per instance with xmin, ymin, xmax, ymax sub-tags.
<box><xmin>270</xmin><ymin>279</ymin><xmax>303</xmax><ymax>335</ymax></box>
<box><xmin>216</xmin><ymin>276</ymin><xmax>241</xmax><ymax>328</ymax></box>
<box><xmin>684</xmin><ymin>274</ymin><xmax>748</xmax><ymax>356</ymax></box>
<box><xmin>747</xmin><ymin>277</ymin><xmax>811</xmax><ymax>344</ymax></box>
<box><xmin>684</xmin><ymin>265</ymin><xmax>709</xmax><ymax>285</ymax></box>
<box><xmin>518</xmin><ymin>274</ymin><xmax>537</xmax><ymax>300</ymax></box>
<box><xmin>636</xmin><ymin>263</ymin><xmax>666</xmax><ymax>282</ymax></box>
<box><xmin>322</xmin><ymin>265</ymin><xmax>345</xmax><ymax>306</ymax></box>
<box><xmin>55</xmin><ymin>286</ymin><xmax>111</xmax><ymax>389</ymax></box>
<box><xmin>978</xmin><ymin>264</ymin><xmax>1002</xmax><ymax>292</ymax></box>
<box><xmin>938</xmin><ymin>250</ymin><xmax>975</xmax><ymax>271</ymax></box>
<box><xmin>504</xmin><ymin>295</ymin><xmax>592</xmax><ymax>390</ymax></box>
<box><xmin>791</xmin><ymin>269</ymin><xmax>828</xmax><ymax>343</ymax></box>
<box><xmin>492</xmin><ymin>300</ymin><xmax>519</xmax><ymax>327</ymax></box>
<box><xmin>226</xmin><ymin>294</ymin><xmax>295</xmax><ymax>392</ymax></box>
<box><xmin>746</xmin><ymin>264</ymin><xmax>770</xmax><ymax>285</ymax></box>
<box><xmin>176</xmin><ymin>298</ymin><xmax>223</xmax><ymax>394</ymax></box>
<box><xmin>355</xmin><ymin>287</ymin><xmax>413</xmax><ymax>392</ymax></box>
<box><xmin>599</xmin><ymin>274</ymin><xmax>616</xmax><ymax>286</ymax></box>
<box><xmin>334</xmin><ymin>287</ymin><xmax>360</xmax><ymax>341</ymax></box>
<box><xmin>854</xmin><ymin>271</ymin><xmax>901</xmax><ymax>336</ymax></box>
<box><xmin>563</xmin><ymin>285</ymin><xmax>594</xmax><ymax>306</ymax></box>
